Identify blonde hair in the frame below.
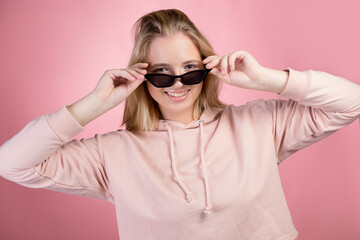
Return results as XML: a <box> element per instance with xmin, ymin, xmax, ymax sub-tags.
<box><xmin>122</xmin><ymin>9</ymin><xmax>227</xmax><ymax>131</ymax></box>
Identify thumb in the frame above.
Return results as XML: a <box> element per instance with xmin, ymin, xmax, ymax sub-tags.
<box><xmin>209</xmin><ymin>68</ymin><xmax>226</xmax><ymax>79</ymax></box>
<box><xmin>127</xmin><ymin>77</ymin><xmax>145</xmax><ymax>92</ymax></box>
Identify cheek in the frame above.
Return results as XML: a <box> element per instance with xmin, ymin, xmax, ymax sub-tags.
<box><xmin>193</xmin><ymin>82</ymin><xmax>203</xmax><ymax>98</ymax></box>
<box><xmin>146</xmin><ymin>82</ymin><xmax>162</xmax><ymax>102</ymax></box>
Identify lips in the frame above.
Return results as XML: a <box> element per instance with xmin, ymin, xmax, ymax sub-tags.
<box><xmin>165</xmin><ymin>89</ymin><xmax>190</xmax><ymax>97</ymax></box>
<box><xmin>164</xmin><ymin>89</ymin><xmax>190</xmax><ymax>102</ymax></box>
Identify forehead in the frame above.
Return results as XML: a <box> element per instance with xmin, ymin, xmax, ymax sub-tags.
<box><xmin>145</xmin><ymin>32</ymin><xmax>201</xmax><ymax>65</ymax></box>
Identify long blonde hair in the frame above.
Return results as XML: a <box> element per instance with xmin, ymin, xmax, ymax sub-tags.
<box><xmin>122</xmin><ymin>9</ymin><xmax>227</xmax><ymax>131</ymax></box>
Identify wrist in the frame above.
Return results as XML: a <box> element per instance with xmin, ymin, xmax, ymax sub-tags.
<box><xmin>67</xmin><ymin>92</ymin><xmax>109</xmax><ymax>127</ymax></box>
<box><xmin>255</xmin><ymin>67</ymin><xmax>289</xmax><ymax>94</ymax></box>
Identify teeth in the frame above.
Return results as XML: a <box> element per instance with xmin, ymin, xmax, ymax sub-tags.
<box><xmin>166</xmin><ymin>90</ymin><xmax>188</xmax><ymax>97</ymax></box>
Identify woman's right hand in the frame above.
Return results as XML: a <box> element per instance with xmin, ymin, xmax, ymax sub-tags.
<box><xmin>92</xmin><ymin>62</ymin><xmax>149</xmax><ymax>111</ymax></box>
<box><xmin>67</xmin><ymin>63</ymin><xmax>148</xmax><ymax>127</ymax></box>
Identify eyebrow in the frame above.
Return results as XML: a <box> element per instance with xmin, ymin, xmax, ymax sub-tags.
<box><xmin>149</xmin><ymin>60</ymin><xmax>201</xmax><ymax>69</ymax></box>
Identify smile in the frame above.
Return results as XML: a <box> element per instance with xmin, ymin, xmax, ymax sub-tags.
<box><xmin>165</xmin><ymin>89</ymin><xmax>190</xmax><ymax>97</ymax></box>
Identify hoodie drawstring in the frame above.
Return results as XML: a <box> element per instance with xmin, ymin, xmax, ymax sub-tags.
<box><xmin>162</xmin><ymin>121</ymin><xmax>193</xmax><ymax>203</ymax></box>
<box><xmin>199</xmin><ymin>120</ymin><xmax>213</xmax><ymax>215</ymax></box>
<box><xmin>162</xmin><ymin>120</ymin><xmax>212</xmax><ymax>215</ymax></box>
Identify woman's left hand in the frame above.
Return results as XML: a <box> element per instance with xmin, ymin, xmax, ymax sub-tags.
<box><xmin>203</xmin><ymin>50</ymin><xmax>288</xmax><ymax>93</ymax></box>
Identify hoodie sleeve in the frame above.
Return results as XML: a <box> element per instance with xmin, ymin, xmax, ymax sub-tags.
<box><xmin>0</xmin><ymin>105</ymin><xmax>114</xmax><ymax>203</ymax></box>
<box><xmin>261</xmin><ymin>68</ymin><xmax>360</xmax><ymax>164</ymax></box>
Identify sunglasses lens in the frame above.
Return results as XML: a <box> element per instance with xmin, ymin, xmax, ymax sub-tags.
<box><xmin>182</xmin><ymin>70</ymin><xmax>208</xmax><ymax>85</ymax></box>
<box><xmin>146</xmin><ymin>75</ymin><xmax>173</xmax><ymax>88</ymax></box>
<box><xmin>146</xmin><ymin>69</ymin><xmax>210</xmax><ymax>88</ymax></box>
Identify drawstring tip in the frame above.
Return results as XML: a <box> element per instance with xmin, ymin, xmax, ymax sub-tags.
<box><xmin>185</xmin><ymin>194</ymin><xmax>193</xmax><ymax>202</ymax></box>
<box><xmin>203</xmin><ymin>206</ymin><xmax>212</xmax><ymax>215</ymax></box>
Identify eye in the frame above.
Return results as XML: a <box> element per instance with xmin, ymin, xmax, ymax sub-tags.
<box><xmin>154</xmin><ymin>67</ymin><xmax>167</xmax><ymax>72</ymax></box>
<box><xmin>185</xmin><ymin>64</ymin><xmax>196</xmax><ymax>69</ymax></box>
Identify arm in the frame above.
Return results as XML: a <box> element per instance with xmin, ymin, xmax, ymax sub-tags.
<box><xmin>203</xmin><ymin>50</ymin><xmax>360</xmax><ymax>162</ymax></box>
<box><xmin>262</xmin><ymin>68</ymin><xmax>360</xmax><ymax>162</ymax></box>
<box><xmin>66</xmin><ymin>91</ymin><xmax>111</xmax><ymax>127</ymax></box>
<box><xmin>0</xmin><ymin>103</ymin><xmax>114</xmax><ymax>202</ymax></box>
<box><xmin>0</xmin><ymin>65</ymin><xmax>147</xmax><ymax>201</ymax></box>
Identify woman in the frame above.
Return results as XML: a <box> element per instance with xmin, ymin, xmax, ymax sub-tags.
<box><xmin>0</xmin><ymin>8</ymin><xmax>359</xmax><ymax>240</ymax></box>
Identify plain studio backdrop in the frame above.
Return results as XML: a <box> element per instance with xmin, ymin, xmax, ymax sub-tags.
<box><xmin>0</xmin><ymin>0</ymin><xmax>359</xmax><ymax>239</ymax></box>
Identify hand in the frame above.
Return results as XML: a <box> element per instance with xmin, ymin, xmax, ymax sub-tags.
<box><xmin>91</xmin><ymin>63</ymin><xmax>148</xmax><ymax>111</ymax></box>
<box><xmin>203</xmin><ymin>50</ymin><xmax>265</xmax><ymax>90</ymax></box>
<box><xmin>203</xmin><ymin>50</ymin><xmax>289</xmax><ymax>93</ymax></box>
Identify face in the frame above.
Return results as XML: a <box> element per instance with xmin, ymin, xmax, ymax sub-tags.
<box><xmin>145</xmin><ymin>31</ymin><xmax>204</xmax><ymax>124</ymax></box>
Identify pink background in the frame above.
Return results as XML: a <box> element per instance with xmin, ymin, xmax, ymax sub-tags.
<box><xmin>0</xmin><ymin>0</ymin><xmax>359</xmax><ymax>239</ymax></box>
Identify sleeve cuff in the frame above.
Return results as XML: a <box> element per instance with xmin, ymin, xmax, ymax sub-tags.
<box><xmin>277</xmin><ymin>67</ymin><xmax>312</xmax><ymax>101</ymax></box>
<box><xmin>45</xmin><ymin>105</ymin><xmax>85</xmax><ymax>142</ymax></box>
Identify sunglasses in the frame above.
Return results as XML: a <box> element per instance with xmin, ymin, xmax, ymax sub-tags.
<box><xmin>145</xmin><ymin>68</ymin><xmax>212</xmax><ymax>88</ymax></box>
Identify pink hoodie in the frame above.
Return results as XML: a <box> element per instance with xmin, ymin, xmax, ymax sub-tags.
<box><xmin>0</xmin><ymin>68</ymin><xmax>359</xmax><ymax>240</ymax></box>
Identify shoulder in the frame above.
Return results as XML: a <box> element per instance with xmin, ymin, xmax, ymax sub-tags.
<box><xmin>93</xmin><ymin>128</ymin><xmax>132</xmax><ymax>147</ymax></box>
<box><xmin>222</xmin><ymin>99</ymin><xmax>272</xmax><ymax>116</ymax></box>
<box><xmin>219</xmin><ymin>99</ymin><xmax>289</xmax><ymax>126</ymax></box>
<box><xmin>97</xmin><ymin>128</ymin><xmax>158</xmax><ymax>144</ymax></box>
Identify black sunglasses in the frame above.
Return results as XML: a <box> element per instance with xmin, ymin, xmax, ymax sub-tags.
<box><xmin>145</xmin><ymin>68</ymin><xmax>212</xmax><ymax>88</ymax></box>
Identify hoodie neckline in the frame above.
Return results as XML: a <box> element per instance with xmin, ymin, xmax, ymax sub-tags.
<box><xmin>156</xmin><ymin>107</ymin><xmax>224</xmax><ymax>131</ymax></box>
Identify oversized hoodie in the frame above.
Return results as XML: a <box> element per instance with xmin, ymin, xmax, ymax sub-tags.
<box><xmin>0</xmin><ymin>67</ymin><xmax>359</xmax><ymax>240</ymax></box>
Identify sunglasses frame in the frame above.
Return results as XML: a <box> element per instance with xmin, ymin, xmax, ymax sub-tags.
<box><xmin>145</xmin><ymin>68</ymin><xmax>212</xmax><ymax>88</ymax></box>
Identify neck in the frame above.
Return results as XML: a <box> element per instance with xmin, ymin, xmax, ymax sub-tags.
<box><xmin>160</xmin><ymin>107</ymin><xmax>195</xmax><ymax>125</ymax></box>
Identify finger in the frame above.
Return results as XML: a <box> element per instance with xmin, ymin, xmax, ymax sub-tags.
<box><xmin>126</xmin><ymin>69</ymin><xmax>145</xmax><ymax>80</ymax></box>
<box><xmin>209</xmin><ymin>68</ymin><xmax>220</xmax><ymax>75</ymax></box>
<box><xmin>208</xmin><ymin>68</ymin><xmax>225</xmax><ymax>81</ymax></box>
<box><xmin>107</xmin><ymin>69</ymin><xmax>136</xmax><ymax>81</ymax></box>
<box><xmin>130</xmin><ymin>67</ymin><xmax>148</xmax><ymax>76</ymax></box>
<box><xmin>220</xmin><ymin>55</ymin><xmax>229</xmax><ymax>75</ymax></box>
<box><xmin>228</xmin><ymin>52</ymin><xmax>237</xmax><ymax>71</ymax></box>
<box><xmin>131</xmin><ymin>63</ymin><xmax>149</xmax><ymax>76</ymax></box>
<box><xmin>131</xmin><ymin>62</ymin><xmax>149</xmax><ymax>68</ymax></box>
<box><xmin>126</xmin><ymin>77</ymin><xmax>146</xmax><ymax>92</ymax></box>
<box><xmin>205</xmin><ymin>56</ymin><xmax>222</xmax><ymax>69</ymax></box>
<box><xmin>202</xmin><ymin>55</ymin><xmax>218</xmax><ymax>64</ymax></box>
<box><xmin>232</xmin><ymin>51</ymin><xmax>248</xmax><ymax>67</ymax></box>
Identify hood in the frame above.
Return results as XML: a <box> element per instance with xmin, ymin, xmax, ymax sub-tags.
<box><xmin>155</xmin><ymin>107</ymin><xmax>224</xmax><ymax>216</ymax></box>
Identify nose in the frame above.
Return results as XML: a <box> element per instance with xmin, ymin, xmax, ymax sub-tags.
<box><xmin>172</xmin><ymin>69</ymin><xmax>184</xmax><ymax>88</ymax></box>
<box><xmin>172</xmin><ymin>77</ymin><xmax>184</xmax><ymax>88</ymax></box>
